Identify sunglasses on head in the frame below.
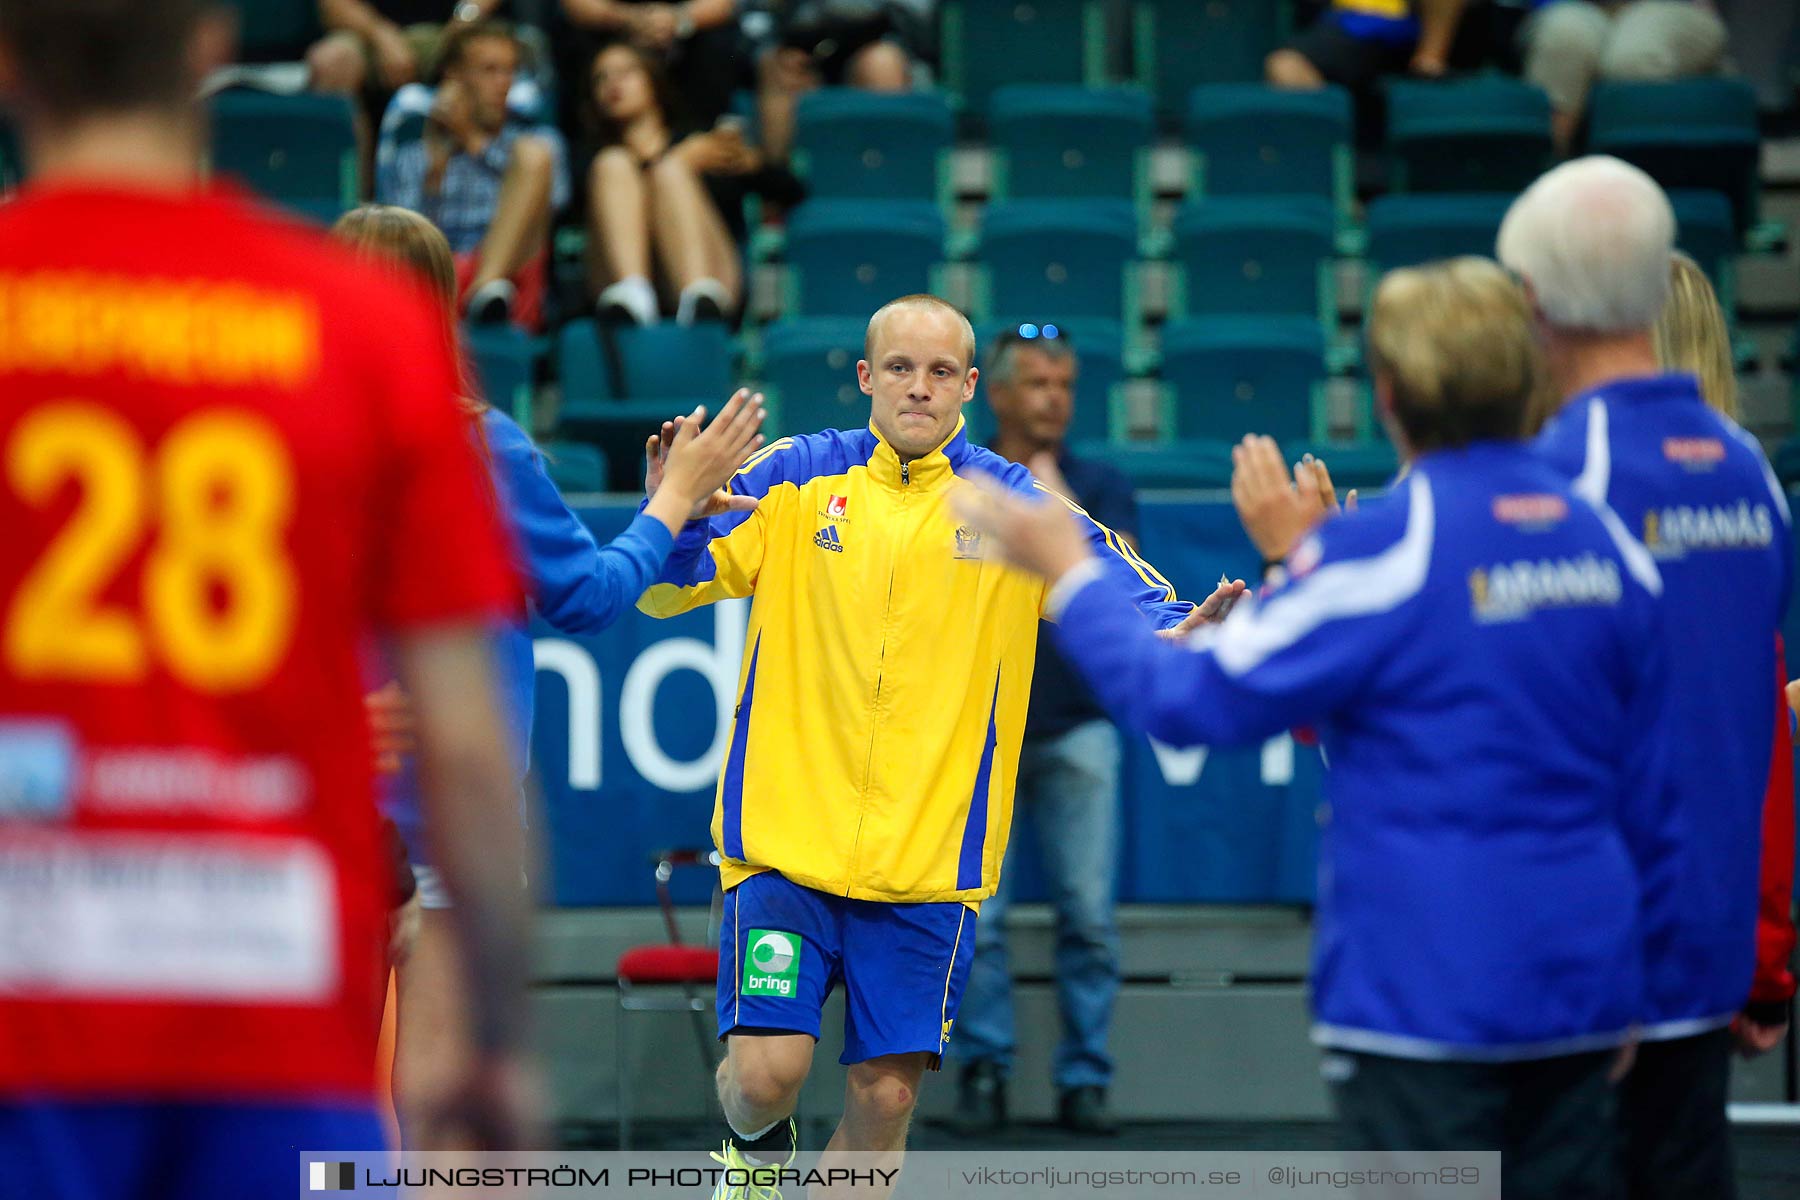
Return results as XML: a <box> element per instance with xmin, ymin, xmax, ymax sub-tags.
<box><xmin>994</xmin><ymin>322</ymin><xmax>1065</xmax><ymax>348</ymax></box>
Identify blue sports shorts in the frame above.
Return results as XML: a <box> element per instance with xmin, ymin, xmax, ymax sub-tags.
<box><xmin>716</xmin><ymin>870</ymin><xmax>977</xmax><ymax>1065</ymax></box>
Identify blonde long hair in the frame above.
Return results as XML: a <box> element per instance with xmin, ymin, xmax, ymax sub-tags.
<box><xmin>332</xmin><ymin>204</ymin><xmax>486</xmax><ymax>415</ymax></box>
<box><xmin>1653</xmin><ymin>251</ymin><xmax>1737</xmax><ymax>421</ymax></box>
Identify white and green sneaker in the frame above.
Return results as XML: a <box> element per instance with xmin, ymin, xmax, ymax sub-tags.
<box><xmin>708</xmin><ymin>1118</ymin><xmax>796</xmax><ymax>1200</ymax></box>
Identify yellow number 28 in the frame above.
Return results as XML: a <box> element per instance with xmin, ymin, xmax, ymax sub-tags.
<box><xmin>5</xmin><ymin>402</ymin><xmax>297</xmax><ymax>693</ymax></box>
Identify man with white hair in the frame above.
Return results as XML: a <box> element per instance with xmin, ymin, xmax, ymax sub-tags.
<box><xmin>1499</xmin><ymin>155</ymin><xmax>1793</xmax><ymax>1200</ymax></box>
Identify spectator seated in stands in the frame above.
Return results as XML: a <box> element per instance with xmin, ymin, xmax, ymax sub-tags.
<box><xmin>306</xmin><ymin>0</ymin><xmax>508</xmax><ymax>97</ymax></box>
<box><xmin>750</xmin><ymin>0</ymin><xmax>936</xmax><ymax>164</ymax></box>
<box><xmin>1266</xmin><ymin>0</ymin><xmax>1481</xmax><ymax>95</ymax></box>
<box><xmin>376</xmin><ymin>19</ymin><xmax>569</xmax><ymax>329</ymax></box>
<box><xmin>584</xmin><ymin>41</ymin><xmax>801</xmax><ymax>326</ymax></box>
<box><xmin>1521</xmin><ymin>0</ymin><xmax>1728</xmax><ymax>153</ymax></box>
<box><xmin>558</xmin><ymin>0</ymin><xmax>746</xmax><ymax>132</ymax></box>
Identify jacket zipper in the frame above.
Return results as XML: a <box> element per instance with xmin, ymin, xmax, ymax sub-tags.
<box><xmin>845</xmin><ymin>459</ymin><xmax>909</xmax><ymax>891</ymax></box>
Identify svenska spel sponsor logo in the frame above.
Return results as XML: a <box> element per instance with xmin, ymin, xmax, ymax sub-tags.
<box><xmin>743</xmin><ymin>930</ymin><xmax>801</xmax><ymax>997</ymax></box>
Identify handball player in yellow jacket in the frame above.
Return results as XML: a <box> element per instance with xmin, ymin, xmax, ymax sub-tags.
<box><xmin>639</xmin><ymin>294</ymin><xmax>1232</xmax><ymax>1197</ymax></box>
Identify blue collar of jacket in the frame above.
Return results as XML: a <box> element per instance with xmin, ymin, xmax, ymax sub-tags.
<box><xmin>1568</xmin><ymin>371</ymin><xmax>1705</xmax><ymax>411</ymax></box>
<box><xmin>865</xmin><ymin>415</ymin><xmax>972</xmax><ymax>489</ymax></box>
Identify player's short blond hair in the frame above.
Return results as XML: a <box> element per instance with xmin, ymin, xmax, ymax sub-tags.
<box><xmin>1654</xmin><ymin>251</ymin><xmax>1736</xmax><ymax>421</ymax></box>
<box><xmin>1366</xmin><ymin>257</ymin><xmax>1539</xmax><ymax>451</ymax></box>
<box><xmin>864</xmin><ymin>294</ymin><xmax>977</xmax><ymax>370</ymax></box>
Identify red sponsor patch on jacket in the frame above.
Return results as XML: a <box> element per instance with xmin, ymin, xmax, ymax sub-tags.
<box><xmin>1491</xmin><ymin>494</ymin><xmax>1568</xmax><ymax>525</ymax></box>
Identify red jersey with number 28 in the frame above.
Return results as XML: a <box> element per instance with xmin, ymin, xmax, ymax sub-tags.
<box><xmin>0</xmin><ymin>183</ymin><xmax>521</xmax><ymax>1100</ymax></box>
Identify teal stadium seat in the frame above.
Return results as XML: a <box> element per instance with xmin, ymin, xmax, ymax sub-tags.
<box><xmin>222</xmin><ymin>0</ymin><xmax>321</xmax><ymax>61</ymax></box>
<box><xmin>1386</xmin><ymin>77</ymin><xmax>1553</xmax><ymax>194</ymax></box>
<box><xmin>1161</xmin><ymin>316</ymin><xmax>1326</xmax><ymax>445</ymax></box>
<box><xmin>942</xmin><ymin>0</ymin><xmax>1106</xmax><ymax>113</ymax></box>
<box><xmin>967</xmin><ymin>318</ymin><xmax>1125</xmax><ymax>444</ymax></box>
<box><xmin>791</xmin><ymin>89</ymin><xmax>953</xmax><ymax>201</ymax></box>
<box><xmin>1070</xmin><ymin>437</ymin><xmax>1399</xmax><ymax>490</ymax></box>
<box><xmin>612</xmin><ymin>324</ymin><xmax>736</xmax><ymax>400</ymax></box>
<box><xmin>1133</xmin><ymin>0</ymin><xmax>1286</xmax><ymax>116</ymax></box>
<box><xmin>1173</xmin><ymin>196</ymin><xmax>1335</xmax><ymax>321</ymax></box>
<box><xmin>989</xmin><ymin>86</ymin><xmax>1154</xmax><ymax>200</ymax></box>
<box><xmin>759</xmin><ymin>318</ymin><xmax>872</xmax><ymax>438</ymax></box>
<box><xmin>209</xmin><ymin>90</ymin><xmax>357</xmax><ymax>224</ymax></box>
<box><xmin>464</xmin><ymin>325</ymin><xmax>540</xmax><ymax>424</ymax></box>
<box><xmin>1669</xmin><ymin>189</ymin><xmax>1738</xmax><ymax>300</ymax></box>
<box><xmin>979</xmin><ymin>199</ymin><xmax>1139</xmax><ymax>323</ymax></box>
<box><xmin>554</xmin><ymin>321</ymin><xmax>730</xmax><ymax>486</ymax></box>
<box><xmin>538</xmin><ymin>440</ymin><xmax>610</xmax><ymax>494</ymax></box>
<box><xmin>784</xmin><ymin>200</ymin><xmax>944</xmax><ymax>317</ymax></box>
<box><xmin>1590</xmin><ymin>78</ymin><xmax>1761</xmax><ymax>233</ymax></box>
<box><xmin>1187</xmin><ymin>85</ymin><xmax>1352</xmax><ymax>210</ymax></box>
<box><xmin>1364</xmin><ymin>193</ymin><xmax>1514</xmax><ymax>274</ymax></box>
<box><xmin>1068</xmin><ymin>438</ymin><xmax>1236</xmax><ymax>489</ymax></box>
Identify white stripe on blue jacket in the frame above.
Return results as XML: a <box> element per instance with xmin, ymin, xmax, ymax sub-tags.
<box><xmin>1538</xmin><ymin>373</ymin><xmax>1793</xmax><ymax>1037</ymax></box>
<box><xmin>1051</xmin><ymin>442</ymin><xmax>1671</xmax><ymax>1060</ymax></box>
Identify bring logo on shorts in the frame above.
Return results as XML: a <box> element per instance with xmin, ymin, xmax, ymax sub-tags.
<box><xmin>743</xmin><ymin>929</ymin><xmax>802</xmax><ymax>997</ymax></box>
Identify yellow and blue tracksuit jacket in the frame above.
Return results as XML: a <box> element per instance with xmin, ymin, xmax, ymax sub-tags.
<box><xmin>638</xmin><ymin>418</ymin><xmax>1191</xmax><ymax>904</ymax></box>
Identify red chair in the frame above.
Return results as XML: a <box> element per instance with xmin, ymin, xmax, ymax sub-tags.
<box><xmin>615</xmin><ymin>848</ymin><xmax>721</xmax><ymax>1148</ymax></box>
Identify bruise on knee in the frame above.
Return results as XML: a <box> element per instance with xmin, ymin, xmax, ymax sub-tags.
<box><xmin>846</xmin><ymin>1065</ymin><xmax>920</xmax><ymax>1126</ymax></box>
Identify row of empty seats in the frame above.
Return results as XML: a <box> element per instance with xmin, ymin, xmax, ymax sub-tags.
<box><xmin>776</xmin><ymin>191</ymin><xmax>1738</xmax><ymax>328</ymax></box>
<box><xmin>794</xmin><ymin>77</ymin><xmax>1763</xmax><ymax>229</ymax></box>
<box><xmin>519</xmin><ymin>314</ymin><xmax>1383</xmax><ymax>493</ymax></box>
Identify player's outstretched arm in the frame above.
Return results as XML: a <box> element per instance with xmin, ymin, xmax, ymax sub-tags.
<box><xmin>956</xmin><ymin>472</ymin><xmax>1412</xmax><ymax>747</ymax></box>
<box><xmin>504</xmin><ymin>395</ymin><xmax>764</xmax><ymax>633</ymax></box>
<box><xmin>642</xmin><ymin>390</ymin><xmax>767</xmax><ymax>535</ymax></box>
<box><xmin>638</xmin><ymin>390</ymin><xmax>790</xmax><ymax>618</ymax></box>
<box><xmin>1005</xmin><ymin>464</ymin><xmax>1194</xmax><ymax>629</ymax></box>
<box><xmin>393</xmin><ymin>626</ymin><xmax>545</xmax><ymax>1149</ymax></box>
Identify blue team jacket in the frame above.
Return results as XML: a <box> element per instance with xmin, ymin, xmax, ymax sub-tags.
<box><xmin>386</xmin><ymin>409</ymin><xmax>672</xmax><ymax>861</ymax></box>
<box><xmin>1051</xmin><ymin>442</ymin><xmax>1670</xmax><ymax>1059</ymax></box>
<box><xmin>1537</xmin><ymin>373</ymin><xmax>1793</xmax><ymax>1036</ymax></box>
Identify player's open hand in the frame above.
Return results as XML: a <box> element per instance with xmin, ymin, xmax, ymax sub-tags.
<box><xmin>644</xmin><ymin>390</ymin><xmax>766</xmax><ymax>525</ymax></box>
<box><xmin>1231</xmin><ymin>435</ymin><xmax>1352</xmax><ymax>561</ymax></box>
<box><xmin>1156</xmin><ymin>577</ymin><xmax>1249</xmax><ymax>640</ymax></box>
<box><xmin>950</xmin><ymin>472</ymin><xmax>1093</xmax><ymax>583</ymax></box>
<box><xmin>1731</xmin><ymin>1012</ymin><xmax>1789</xmax><ymax>1058</ymax></box>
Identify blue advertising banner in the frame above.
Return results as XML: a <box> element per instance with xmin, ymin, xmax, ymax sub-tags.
<box><xmin>528</xmin><ymin>496</ymin><xmax>1324</xmax><ymax>908</ymax></box>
